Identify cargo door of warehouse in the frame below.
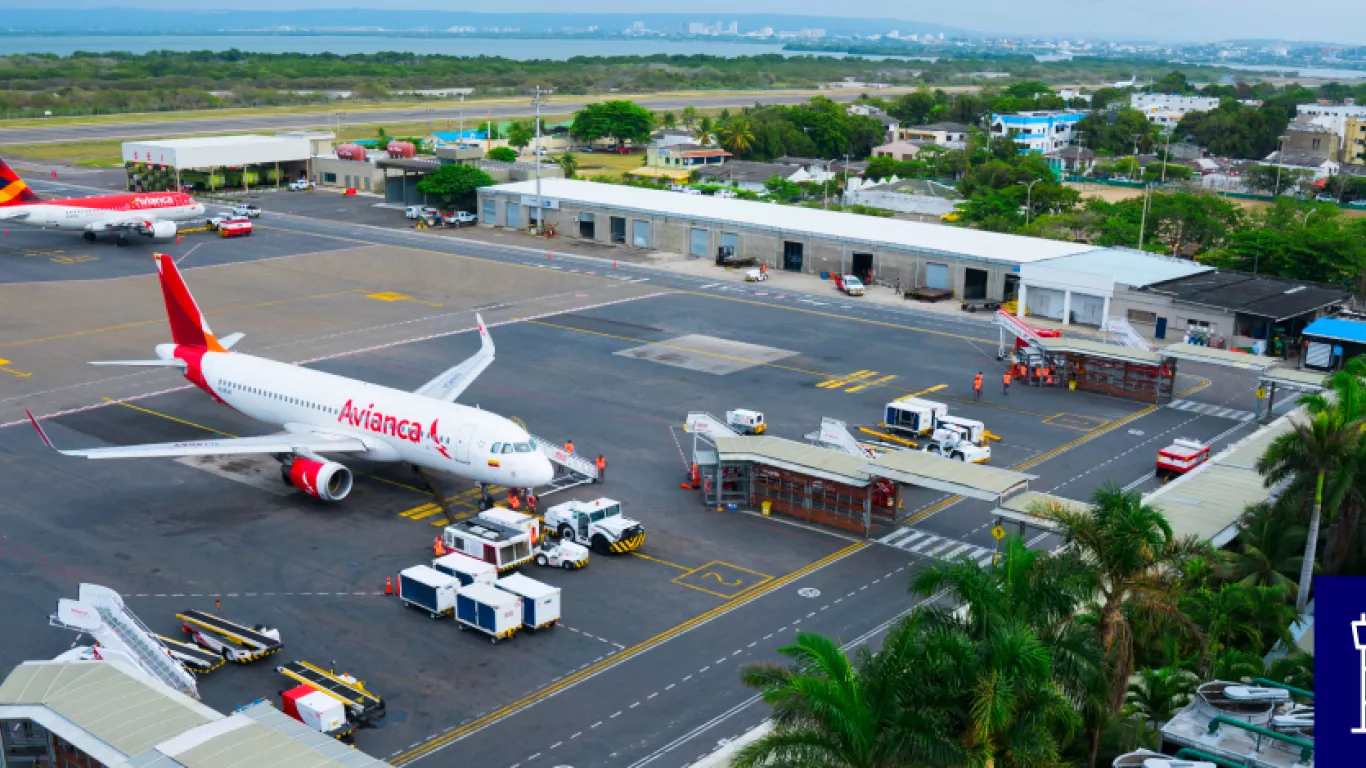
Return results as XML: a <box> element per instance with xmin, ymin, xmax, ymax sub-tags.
<box><xmin>506</xmin><ymin>202</ymin><xmax>521</xmax><ymax>229</ymax></box>
<box><xmin>720</xmin><ymin>232</ymin><xmax>739</xmax><ymax>254</ymax></box>
<box><xmin>783</xmin><ymin>241</ymin><xmax>804</xmax><ymax>271</ymax></box>
<box><xmin>1027</xmin><ymin>287</ymin><xmax>1065</xmax><ymax>320</ymax></box>
<box><xmin>482</xmin><ymin>199</ymin><xmax>497</xmax><ymax>225</ymax></box>
<box><xmin>1071</xmin><ymin>294</ymin><xmax>1105</xmax><ymax>326</ymax></box>
<box><xmin>632</xmin><ymin>219</ymin><xmax>650</xmax><ymax>247</ymax></box>
<box><xmin>611</xmin><ymin>217</ymin><xmax>627</xmax><ymax>244</ymax></box>
<box><xmin>689</xmin><ymin>227</ymin><xmax>709</xmax><ymax>257</ymax></box>
<box><xmin>579</xmin><ymin>212</ymin><xmax>595</xmax><ymax>239</ymax></box>
<box><xmin>925</xmin><ymin>262</ymin><xmax>950</xmax><ymax>290</ymax></box>
<box><xmin>851</xmin><ymin>252</ymin><xmax>873</xmax><ymax>283</ymax></box>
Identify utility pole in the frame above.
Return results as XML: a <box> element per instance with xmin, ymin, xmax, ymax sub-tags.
<box><xmin>1273</xmin><ymin>135</ymin><xmax>1286</xmax><ymax>198</ymax></box>
<box><xmin>1160</xmin><ymin>128</ymin><xmax>1173</xmax><ymax>183</ymax></box>
<box><xmin>529</xmin><ymin>85</ymin><xmax>553</xmax><ymax>234</ymax></box>
<box><xmin>1018</xmin><ymin>179</ymin><xmax>1040</xmax><ymax>226</ymax></box>
<box><xmin>1137</xmin><ymin>184</ymin><xmax>1151</xmax><ymax>251</ymax></box>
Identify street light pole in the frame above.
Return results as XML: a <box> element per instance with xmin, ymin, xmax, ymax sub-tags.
<box><xmin>528</xmin><ymin>85</ymin><xmax>554</xmax><ymax>233</ymax></box>
<box><xmin>1018</xmin><ymin>179</ymin><xmax>1040</xmax><ymax>226</ymax></box>
<box><xmin>1160</xmin><ymin>128</ymin><xmax>1173</xmax><ymax>183</ymax></box>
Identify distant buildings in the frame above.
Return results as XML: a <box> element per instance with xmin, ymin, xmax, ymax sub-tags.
<box><xmin>989</xmin><ymin>110</ymin><xmax>1087</xmax><ymax>154</ymax></box>
<box><xmin>1130</xmin><ymin>94</ymin><xmax>1222</xmax><ymax>127</ymax></box>
<box><xmin>897</xmin><ymin>122</ymin><xmax>970</xmax><ymax>150</ymax></box>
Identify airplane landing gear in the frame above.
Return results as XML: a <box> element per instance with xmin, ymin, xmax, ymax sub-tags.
<box><xmin>115</xmin><ymin>234</ymin><xmax>129</xmax><ymax>247</ymax></box>
<box><xmin>411</xmin><ymin>465</ymin><xmax>455</xmax><ymax>526</ymax></box>
<box><xmin>82</xmin><ymin>231</ymin><xmax>96</xmax><ymax>243</ymax></box>
<box><xmin>477</xmin><ymin>483</ymin><xmax>493</xmax><ymax>511</ymax></box>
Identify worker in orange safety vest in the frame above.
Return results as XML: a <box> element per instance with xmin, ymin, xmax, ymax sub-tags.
<box><xmin>595</xmin><ymin>454</ymin><xmax>607</xmax><ymax>483</ymax></box>
<box><xmin>973</xmin><ymin>372</ymin><xmax>983</xmax><ymax>401</ymax></box>
<box><xmin>507</xmin><ymin>489</ymin><xmax>522</xmax><ymax>511</ymax></box>
<box><xmin>564</xmin><ymin>440</ymin><xmax>575</xmax><ymax>454</ymax></box>
<box><xmin>1002</xmin><ymin>370</ymin><xmax>1011</xmax><ymax>395</ymax></box>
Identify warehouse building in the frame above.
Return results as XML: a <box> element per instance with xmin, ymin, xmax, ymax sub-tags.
<box><xmin>477</xmin><ymin>178</ymin><xmax>1105</xmax><ymax>300</ymax></box>
<box><xmin>123</xmin><ymin>131</ymin><xmax>335</xmax><ymax>192</ymax></box>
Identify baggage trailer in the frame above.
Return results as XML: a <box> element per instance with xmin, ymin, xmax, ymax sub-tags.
<box><xmin>177</xmin><ymin>609</ymin><xmax>282</xmax><ymax>663</ymax></box>
<box><xmin>455</xmin><ymin>582</ymin><xmax>522</xmax><ymax>643</ymax></box>
<box><xmin>495</xmin><ymin>573</ymin><xmax>561</xmax><ymax>630</ymax></box>
<box><xmin>398</xmin><ymin>565</ymin><xmax>459</xmax><ymax>618</ymax></box>
<box><xmin>154</xmin><ymin>633</ymin><xmax>226</xmax><ymax>675</ymax></box>
<box><xmin>278</xmin><ymin>660</ymin><xmax>386</xmax><ymax>727</ymax></box>
<box><xmin>432</xmin><ymin>553</ymin><xmax>497</xmax><ymax>587</ymax></box>
<box><xmin>282</xmin><ymin>684</ymin><xmax>355</xmax><ymax>743</ymax></box>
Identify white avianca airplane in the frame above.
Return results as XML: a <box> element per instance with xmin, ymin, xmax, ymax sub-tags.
<box><xmin>27</xmin><ymin>253</ymin><xmax>554</xmax><ymax>502</ymax></box>
<box><xmin>0</xmin><ymin>157</ymin><xmax>206</xmax><ymax>246</ymax></box>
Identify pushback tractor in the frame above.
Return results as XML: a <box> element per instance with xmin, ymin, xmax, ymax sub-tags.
<box><xmin>543</xmin><ymin>497</ymin><xmax>645</xmax><ymax>553</ymax></box>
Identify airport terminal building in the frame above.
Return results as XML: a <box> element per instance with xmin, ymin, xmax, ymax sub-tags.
<box><xmin>478</xmin><ymin>179</ymin><xmax>1103</xmax><ymax>302</ymax></box>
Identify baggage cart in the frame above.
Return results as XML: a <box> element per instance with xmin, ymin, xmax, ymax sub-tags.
<box><xmin>455</xmin><ymin>582</ymin><xmax>522</xmax><ymax>643</ymax></box>
<box><xmin>398</xmin><ymin>565</ymin><xmax>459</xmax><ymax>618</ymax></box>
<box><xmin>432</xmin><ymin>553</ymin><xmax>497</xmax><ymax>587</ymax></box>
<box><xmin>495</xmin><ymin>573</ymin><xmax>561</xmax><ymax>630</ymax></box>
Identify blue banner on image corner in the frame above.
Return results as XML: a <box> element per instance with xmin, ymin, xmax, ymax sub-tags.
<box><xmin>1316</xmin><ymin>576</ymin><xmax>1366</xmax><ymax>764</ymax></box>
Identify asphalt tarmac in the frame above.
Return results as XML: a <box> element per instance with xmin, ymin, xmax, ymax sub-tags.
<box><xmin>0</xmin><ymin>193</ymin><xmax>1283</xmax><ymax>767</ymax></box>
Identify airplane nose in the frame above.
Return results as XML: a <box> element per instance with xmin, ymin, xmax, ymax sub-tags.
<box><xmin>530</xmin><ymin>456</ymin><xmax>555</xmax><ymax>488</ymax></box>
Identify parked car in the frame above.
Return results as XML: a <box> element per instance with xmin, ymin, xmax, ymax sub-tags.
<box><xmin>406</xmin><ymin>205</ymin><xmax>440</xmax><ymax>220</ymax></box>
<box><xmin>1348</xmin><ymin>199</ymin><xmax>1366</xmax><ymax>208</ymax></box>
<box><xmin>1315</xmin><ymin>193</ymin><xmax>1337</xmax><ymax>203</ymax></box>
<box><xmin>835</xmin><ymin>275</ymin><xmax>865</xmax><ymax>297</ymax></box>
<box><xmin>713</xmin><ymin>189</ymin><xmax>737</xmax><ymax>199</ymax></box>
<box><xmin>288</xmin><ymin>178</ymin><xmax>314</xmax><ymax>191</ymax></box>
<box><xmin>443</xmin><ymin>211</ymin><xmax>477</xmax><ymax>227</ymax></box>
<box><xmin>577</xmin><ymin>145</ymin><xmax>596</xmax><ymax>153</ymax></box>
<box><xmin>669</xmin><ymin>184</ymin><xmax>701</xmax><ymax>195</ymax></box>
<box><xmin>614</xmin><ymin>145</ymin><xmax>633</xmax><ymax>154</ymax></box>
<box><xmin>231</xmin><ymin>204</ymin><xmax>261</xmax><ymax>219</ymax></box>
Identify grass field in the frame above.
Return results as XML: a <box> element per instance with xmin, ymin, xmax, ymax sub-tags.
<box><xmin>573</xmin><ymin>152</ymin><xmax>649</xmax><ymax>179</ymax></box>
<box><xmin>6</xmin><ymin>139</ymin><xmax>127</xmax><ymax>167</ymax></box>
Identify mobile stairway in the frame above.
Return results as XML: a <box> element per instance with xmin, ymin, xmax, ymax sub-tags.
<box><xmin>154</xmin><ymin>633</ymin><xmax>227</xmax><ymax>675</ymax></box>
<box><xmin>177</xmin><ymin>609</ymin><xmax>282</xmax><ymax>663</ymax></box>
<box><xmin>1101</xmin><ymin>316</ymin><xmax>1156</xmax><ymax>351</ymax></box>
<box><xmin>533</xmin><ymin>433</ymin><xmax>599</xmax><ymax>496</ymax></box>
<box><xmin>50</xmin><ymin>583</ymin><xmax>199</xmax><ymax>699</ymax></box>
<box><xmin>278</xmin><ymin>660</ymin><xmax>386</xmax><ymax>727</ymax></box>
<box><xmin>804</xmin><ymin>417</ymin><xmax>881</xmax><ymax>458</ymax></box>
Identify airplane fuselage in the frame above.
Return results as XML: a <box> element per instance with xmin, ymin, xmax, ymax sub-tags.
<box><xmin>0</xmin><ymin>193</ymin><xmax>205</xmax><ymax>231</ymax></box>
<box><xmin>183</xmin><ymin>346</ymin><xmax>552</xmax><ymax>488</ymax></box>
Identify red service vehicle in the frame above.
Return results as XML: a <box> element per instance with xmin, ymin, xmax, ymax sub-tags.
<box><xmin>217</xmin><ymin>218</ymin><xmax>252</xmax><ymax>238</ymax></box>
<box><xmin>614</xmin><ymin>145</ymin><xmax>633</xmax><ymax>154</ymax></box>
<box><xmin>1156</xmin><ymin>438</ymin><xmax>1211</xmax><ymax>479</ymax></box>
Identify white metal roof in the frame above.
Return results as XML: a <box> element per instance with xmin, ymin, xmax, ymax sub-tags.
<box><xmin>484</xmin><ymin>178</ymin><xmax>1096</xmax><ymax>265</ymax></box>
<box><xmin>122</xmin><ymin>134</ymin><xmax>315</xmax><ymax>169</ymax></box>
<box><xmin>1030</xmin><ymin>247</ymin><xmax>1211</xmax><ymax>288</ymax></box>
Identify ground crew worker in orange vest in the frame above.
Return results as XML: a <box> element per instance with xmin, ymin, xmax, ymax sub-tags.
<box><xmin>565</xmin><ymin>440</ymin><xmax>575</xmax><ymax>454</ymax></box>
<box><xmin>973</xmin><ymin>372</ymin><xmax>983</xmax><ymax>401</ymax></box>
<box><xmin>1045</xmin><ymin>366</ymin><xmax>1056</xmax><ymax>386</ymax></box>
<box><xmin>595</xmin><ymin>454</ymin><xmax>607</xmax><ymax>483</ymax></box>
<box><xmin>1002</xmin><ymin>370</ymin><xmax>1011</xmax><ymax>395</ymax></box>
<box><xmin>525</xmin><ymin>490</ymin><xmax>537</xmax><ymax>515</ymax></box>
<box><xmin>433</xmin><ymin>536</ymin><xmax>446</xmax><ymax>557</ymax></box>
<box><xmin>507</xmin><ymin>489</ymin><xmax>521</xmax><ymax>511</ymax></box>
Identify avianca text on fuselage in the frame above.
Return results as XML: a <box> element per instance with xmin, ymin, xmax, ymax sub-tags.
<box><xmin>338</xmin><ymin>399</ymin><xmax>433</xmax><ymax>445</ymax></box>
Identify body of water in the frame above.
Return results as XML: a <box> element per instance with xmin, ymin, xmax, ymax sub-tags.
<box><xmin>1217</xmin><ymin>63</ymin><xmax>1366</xmax><ymax>80</ymax></box>
<box><xmin>0</xmin><ymin>35</ymin><xmax>795</xmax><ymax>59</ymax></box>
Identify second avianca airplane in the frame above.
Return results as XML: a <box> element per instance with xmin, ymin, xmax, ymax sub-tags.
<box><xmin>27</xmin><ymin>253</ymin><xmax>554</xmax><ymax>502</ymax></box>
<box><xmin>0</xmin><ymin>158</ymin><xmax>205</xmax><ymax>246</ymax></box>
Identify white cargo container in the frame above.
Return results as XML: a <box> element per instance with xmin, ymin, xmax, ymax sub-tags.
<box><xmin>455</xmin><ymin>582</ymin><xmax>522</xmax><ymax>643</ymax></box>
<box><xmin>297</xmin><ymin>690</ymin><xmax>347</xmax><ymax>734</ymax></box>
<box><xmin>478</xmin><ymin>507</ymin><xmax>542</xmax><ymax>542</ymax></box>
<box><xmin>398</xmin><ymin>565</ymin><xmax>459</xmax><ymax>618</ymax></box>
<box><xmin>431</xmin><ymin>553</ymin><xmax>497</xmax><ymax>587</ymax></box>
<box><xmin>494</xmin><ymin>573</ymin><xmax>561</xmax><ymax>630</ymax></box>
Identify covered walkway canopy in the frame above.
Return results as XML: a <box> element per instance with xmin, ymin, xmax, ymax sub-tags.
<box><xmin>712</xmin><ymin>436</ymin><xmax>871</xmax><ymax>486</ymax></box>
<box><xmin>860</xmin><ymin>450</ymin><xmax>1034</xmax><ymax>501</ymax></box>
<box><xmin>1159</xmin><ymin>342</ymin><xmax>1280</xmax><ymax>371</ymax></box>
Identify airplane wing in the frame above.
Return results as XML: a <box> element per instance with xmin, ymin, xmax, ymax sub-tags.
<box><xmin>412</xmin><ymin>314</ymin><xmax>494</xmax><ymax>403</ymax></box>
<box><xmin>27</xmin><ymin>410</ymin><xmax>368</xmax><ymax>459</ymax></box>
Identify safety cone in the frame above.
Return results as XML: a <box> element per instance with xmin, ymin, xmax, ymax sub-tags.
<box><xmin>547</xmin><ymin>252</ymin><xmax>552</xmax><ymax>260</ymax></box>
<box><xmin>176</xmin><ymin>236</ymin><xmax>182</xmax><ymax>244</ymax></box>
<box><xmin>613</xmin><ymin>260</ymin><xmax>617</xmax><ymax>269</ymax></box>
<box><xmin>385</xmin><ymin>575</ymin><xmax>393</xmax><ymax>595</ymax></box>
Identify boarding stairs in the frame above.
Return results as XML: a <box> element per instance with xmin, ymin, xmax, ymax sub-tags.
<box><xmin>994</xmin><ymin>309</ymin><xmax>1047</xmax><ymax>358</ymax></box>
<box><xmin>1101</xmin><ymin>316</ymin><xmax>1156</xmax><ymax>352</ymax></box>
<box><xmin>50</xmin><ymin>583</ymin><xmax>198</xmax><ymax>699</ymax></box>
<box><xmin>804</xmin><ymin>417</ymin><xmax>878</xmax><ymax>458</ymax></box>
<box><xmin>534</xmin><ymin>433</ymin><xmax>599</xmax><ymax>496</ymax></box>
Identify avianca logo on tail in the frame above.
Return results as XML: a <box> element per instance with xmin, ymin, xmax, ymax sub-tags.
<box><xmin>338</xmin><ymin>399</ymin><xmax>424</xmax><ymax>443</ymax></box>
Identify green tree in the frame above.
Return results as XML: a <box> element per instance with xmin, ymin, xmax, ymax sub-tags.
<box><xmin>1181</xmin><ymin>585</ymin><xmax>1262</xmax><ymax>678</ymax></box>
<box><xmin>659</xmin><ymin>111</ymin><xmax>676</xmax><ymax>129</ymax></box>
<box><xmin>570</xmin><ymin>99</ymin><xmax>655</xmax><ymax>149</ymax></box>
<box><xmin>735</xmin><ymin>627</ymin><xmax>963</xmax><ymax>768</ymax></box>
<box><xmin>556</xmin><ymin>151</ymin><xmax>579</xmax><ymax>179</ymax></box>
<box><xmin>506</xmin><ymin>120</ymin><xmax>534</xmax><ymax>151</ymax></box>
<box><xmin>717</xmin><ymin>118</ymin><xmax>756</xmax><ymax>155</ymax></box>
<box><xmin>1152</xmin><ymin>71</ymin><xmax>1193</xmax><ymax>94</ymax></box>
<box><xmin>1074</xmin><ymin>108</ymin><xmax>1159</xmax><ymax>155</ymax></box>
<box><xmin>486</xmin><ymin>146</ymin><xmax>517</xmax><ymax>163</ymax></box>
<box><xmin>693</xmin><ymin>115</ymin><xmax>714</xmax><ymax>145</ymax></box>
<box><xmin>1125</xmin><ymin>667</ymin><xmax>1197</xmax><ymax>730</ymax></box>
<box><xmin>1257</xmin><ymin>408</ymin><xmax>1365</xmax><ymax>610</ymax></box>
<box><xmin>415</xmin><ymin>163</ymin><xmax>495</xmax><ymax>208</ymax></box>
<box><xmin>1218</xmin><ymin>503</ymin><xmax>1305</xmax><ymax>594</ymax></box>
<box><xmin>680</xmin><ymin>105</ymin><xmax>698</xmax><ymax>128</ymax></box>
<box><xmin>1174</xmin><ymin>100</ymin><xmax>1288</xmax><ymax>159</ymax></box>
<box><xmin>888</xmin><ymin>88</ymin><xmax>938</xmax><ymax>125</ymax></box>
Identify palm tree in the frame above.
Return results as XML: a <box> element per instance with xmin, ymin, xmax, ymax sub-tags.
<box><xmin>692</xmin><ymin>115</ymin><xmax>714</xmax><ymax>146</ymax></box>
<box><xmin>1218</xmin><ymin>503</ymin><xmax>1304</xmax><ymax>595</ymax></box>
<box><xmin>557</xmin><ymin>152</ymin><xmax>580</xmax><ymax>179</ymax></box>
<box><xmin>717</xmin><ymin>118</ymin><xmax>756</xmax><ymax>155</ymax></box>
<box><xmin>1257</xmin><ymin>407</ymin><xmax>1363</xmax><ymax>611</ymax></box>
<box><xmin>1180</xmin><ymin>585</ymin><xmax>1260</xmax><ymax>678</ymax></box>
<box><xmin>735</xmin><ymin>627</ymin><xmax>961</xmax><ymax>768</ymax></box>
<box><xmin>1125</xmin><ymin>667</ymin><xmax>1197</xmax><ymax>730</ymax></box>
<box><xmin>1295</xmin><ymin>357</ymin><xmax>1366</xmax><ymax>574</ymax></box>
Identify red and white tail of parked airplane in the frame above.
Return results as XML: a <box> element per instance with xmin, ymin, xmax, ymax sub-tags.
<box><xmin>0</xmin><ymin>157</ymin><xmax>205</xmax><ymax>245</ymax></box>
<box><xmin>27</xmin><ymin>253</ymin><xmax>553</xmax><ymax>502</ymax></box>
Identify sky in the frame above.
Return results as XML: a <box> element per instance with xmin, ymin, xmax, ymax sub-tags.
<box><xmin>24</xmin><ymin>1</ymin><xmax>1366</xmax><ymax>44</ymax></box>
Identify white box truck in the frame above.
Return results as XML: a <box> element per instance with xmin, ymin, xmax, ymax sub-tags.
<box><xmin>398</xmin><ymin>565</ymin><xmax>459</xmax><ymax>619</ymax></box>
<box><xmin>432</xmin><ymin>553</ymin><xmax>497</xmax><ymax>587</ymax></box>
<box><xmin>455</xmin><ymin>582</ymin><xmax>522</xmax><ymax>643</ymax></box>
<box><xmin>494</xmin><ymin>573</ymin><xmax>561</xmax><ymax>630</ymax></box>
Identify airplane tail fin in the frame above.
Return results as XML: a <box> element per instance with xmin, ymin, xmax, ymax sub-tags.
<box><xmin>152</xmin><ymin>253</ymin><xmax>226</xmax><ymax>352</ymax></box>
<box><xmin>0</xmin><ymin>157</ymin><xmax>41</xmax><ymax>207</ymax></box>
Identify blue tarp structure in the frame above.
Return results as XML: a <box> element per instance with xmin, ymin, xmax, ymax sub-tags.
<box><xmin>1303</xmin><ymin>317</ymin><xmax>1366</xmax><ymax>345</ymax></box>
<box><xmin>434</xmin><ymin>130</ymin><xmax>488</xmax><ymax>143</ymax></box>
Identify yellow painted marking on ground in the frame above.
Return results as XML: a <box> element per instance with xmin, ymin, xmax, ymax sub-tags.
<box><xmin>672</xmin><ymin>560</ymin><xmax>775</xmax><ymax>599</ymax></box>
<box><xmin>1042</xmin><ymin>412</ymin><xmax>1111</xmax><ymax>432</ymax></box>
<box><xmin>390</xmin><ymin>541</ymin><xmax>866</xmax><ymax>766</ymax></box>
<box><xmin>902</xmin><ymin>403</ymin><xmax>1161</xmax><ymax>526</ymax></box>
<box><xmin>0</xmin><ymin>288</ymin><xmax>368</xmax><ymax>351</ymax></box>
<box><xmin>817</xmin><ymin>369</ymin><xmax>874</xmax><ymax>389</ymax></box>
<box><xmin>51</xmin><ymin>255</ymin><xmax>98</xmax><ymax>264</ymax></box>
<box><xmin>366</xmin><ymin>291</ymin><xmax>444</xmax><ymax>308</ymax></box>
<box><xmin>1175</xmin><ymin>376</ymin><xmax>1211</xmax><ymax>399</ymax></box>
<box><xmin>630</xmin><ymin>551</ymin><xmax>693</xmax><ymax>571</ymax></box>
<box><xmin>0</xmin><ymin>356</ymin><xmax>32</xmax><ymax>378</ymax></box>
<box><xmin>844</xmin><ymin>374</ymin><xmax>898</xmax><ymax>393</ymax></box>
<box><xmin>896</xmin><ymin>383</ymin><xmax>948</xmax><ymax>401</ymax></box>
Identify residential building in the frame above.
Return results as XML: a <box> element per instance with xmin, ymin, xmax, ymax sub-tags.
<box><xmin>1343</xmin><ymin>116</ymin><xmax>1366</xmax><ymax>165</ymax></box>
<box><xmin>1295</xmin><ymin>102</ymin><xmax>1366</xmax><ymax>139</ymax></box>
<box><xmin>645</xmin><ymin>143</ymin><xmax>730</xmax><ymax>170</ymax></box>
<box><xmin>1129</xmin><ymin>93</ymin><xmax>1221</xmax><ymax>126</ymax></box>
<box><xmin>871</xmin><ymin>141</ymin><xmax>927</xmax><ymax>161</ymax></box>
<box><xmin>694</xmin><ymin>161</ymin><xmax>813</xmax><ymax>193</ymax></box>
<box><xmin>843</xmin><ymin>177</ymin><xmax>959</xmax><ymax>216</ymax></box>
<box><xmin>1047</xmin><ymin>145</ymin><xmax>1095</xmax><ymax>175</ymax></box>
<box><xmin>896</xmin><ymin>122</ymin><xmax>970</xmax><ymax>149</ymax></box>
<box><xmin>1282</xmin><ymin>120</ymin><xmax>1341</xmax><ymax>159</ymax></box>
<box><xmin>990</xmin><ymin>110</ymin><xmax>1086</xmax><ymax>154</ymax></box>
<box><xmin>845</xmin><ymin>105</ymin><xmax>900</xmax><ymax>141</ymax></box>
<box><xmin>652</xmin><ymin>129</ymin><xmax>703</xmax><ymax>148</ymax></box>
<box><xmin>1263</xmin><ymin>148</ymin><xmax>1339</xmax><ymax>180</ymax></box>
